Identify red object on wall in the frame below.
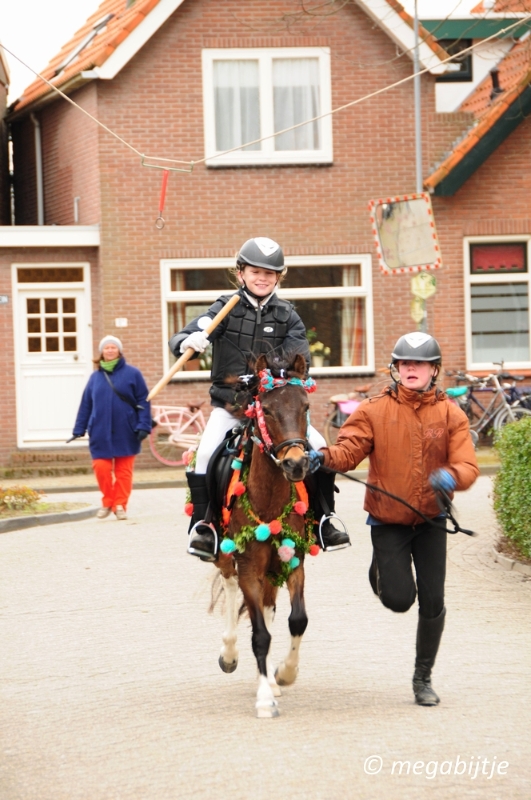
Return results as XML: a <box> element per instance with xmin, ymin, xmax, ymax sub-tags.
<box><xmin>470</xmin><ymin>243</ymin><xmax>527</xmax><ymax>273</ymax></box>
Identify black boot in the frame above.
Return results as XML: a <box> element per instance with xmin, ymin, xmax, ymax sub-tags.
<box><xmin>186</xmin><ymin>473</ymin><xmax>217</xmax><ymax>562</ymax></box>
<box><xmin>368</xmin><ymin>551</ymin><xmax>380</xmax><ymax>597</ymax></box>
<box><xmin>308</xmin><ymin>470</ymin><xmax>351</xmax><ymax>551</ymax></box>
<box><xmin>413</xmin><ymin>607</ymin><xmax>446</xmax><ymax>706</ymax></box>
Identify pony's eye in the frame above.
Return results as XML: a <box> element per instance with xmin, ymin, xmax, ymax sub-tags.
<box><xmin>262</xmin><ymin>407</ymin><xmax>273</xmax><ymax>416</ymax></box>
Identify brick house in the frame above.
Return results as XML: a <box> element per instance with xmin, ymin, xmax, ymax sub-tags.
<box><xmin>1</xmin><ymin>0</ymin><xmax>531</xmax><ymax>468</ymax></box>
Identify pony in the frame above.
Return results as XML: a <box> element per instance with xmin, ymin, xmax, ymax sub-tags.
<box><xmin>212</xmin><ymin>351</ymin><xmax>318</xmax><ymax>718</ymax></box>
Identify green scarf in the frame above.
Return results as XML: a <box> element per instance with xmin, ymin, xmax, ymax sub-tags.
<box><xmin>100</xmin><ymin>357</ymin><xmax>120</xmax><ymax>372</ymax></box>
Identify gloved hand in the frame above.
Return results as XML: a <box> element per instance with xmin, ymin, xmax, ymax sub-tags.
<box><xmin>430</xmin><ymin>468</ymin><xmax>456</xmax><ymax>493</ymax></box>
<box><xmin>308</xmin><ymin>449</ymin><xmax>325</xmax><ymax>474</ymax></box>
<box><xmin>136</xmin><ymin>430</ymin><xmax>149</xmax><ymax>442</ymax></box>
<box><xmin>179</xmin><ymin>330</ymin><xmax>210</xmax><ymax>354</ymax></box>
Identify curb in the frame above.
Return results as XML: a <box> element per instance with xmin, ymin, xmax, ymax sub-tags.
<box><xmin>0</xmin><ymin>506</ymin><xmax>99</xmax><ymax>533</ymax></box>
<box><xmin>492</xmin><ymin>546</ymin><xmax>531</xmax><ymax>577</ymax></box>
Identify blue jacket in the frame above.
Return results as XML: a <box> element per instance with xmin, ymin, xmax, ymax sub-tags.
<box><xmin>73</xmin><ymin>358</ymin><xmax>152</xmax><ymax>459</ymax></box>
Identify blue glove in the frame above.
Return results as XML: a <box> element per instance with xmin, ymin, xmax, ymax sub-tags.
<box><xmin>308</xmin><ymin>449</ymin><xmax>324</xmax><ymax>474</ymax></box>
<box><xmin>430</xmin><ymin>468</ymin><xmax>456</xmax><ymax>493</ymax></box>
<box><xmin>136</xmin><ymin>430</ymin><xmax>149</xmax><ymax>442</ymax></box>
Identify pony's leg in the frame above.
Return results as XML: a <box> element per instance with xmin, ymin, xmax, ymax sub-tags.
<box><xmin>218</xmin><ymin>573</ymin><xmax>240</xmax><ymax>673</ymax></box>
<box><xmin>275</xmin><ymin>566</ymin><xmax>308</xmax><ymax>686</ymax></box>
<box><xmin>244</xmin><ymin>596</ymin><xmax>279</xmax><ymax>718</ymax></box>
<box><xmin>263</xmin><ymin>605</ymin><xmax>281</xmax><ymax>697</ymax></box>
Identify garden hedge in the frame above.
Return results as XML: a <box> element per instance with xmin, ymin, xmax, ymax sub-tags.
<box><xmin>493</xmin><ymin>416</ymin><xmax>531</xmax><ymax>559</ymax></box>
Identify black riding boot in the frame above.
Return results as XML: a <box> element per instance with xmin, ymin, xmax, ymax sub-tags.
<box><xmin>368</xmin><ymin>551</ymin><xmax>380</xmax><ymax>597</ymax></box>
<box><xmin>186</xmin><ymin>473</ymin><xmax>217</xmax><ymax>562</ymax></box>
<box><xmin>412</xmin><ymin>607</ymin><xmax>446</xmax><ymax>706</ymax></box>
<box><xmin>309</xmin><ymin>470</ymin><xmax>351</xmax><ymax>551</ymax></box>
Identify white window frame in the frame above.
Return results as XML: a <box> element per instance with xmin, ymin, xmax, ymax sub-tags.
<box><xmin>202</xmin><ymin>47</ymin><xmax>333</xmax><ymax>167</ymax></box>
<box><xmin>160</xmin><ymin>254</ymin><xmax>374</xmax><ymax>378</ymax></box>
<box><xmin>464</xmin><ymin>235</ymin><xmax>531</xmax><ymax>370</ymax></box>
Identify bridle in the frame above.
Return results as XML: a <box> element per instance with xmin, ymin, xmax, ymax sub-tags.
<box><xmin>244</xmin><ymin>368</ymin><xmax>316</xmax><ymax>467</ymax></box>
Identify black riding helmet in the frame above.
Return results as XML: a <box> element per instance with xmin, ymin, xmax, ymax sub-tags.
<box><xmin>236</xmin><ymin>237</ymin><xmax>285</xmax><ymax>272</ymax></box>
<box><xmin>391</xmin><ymin>332</ymin><xmax>442</xmax><ymax>364</ymax></box>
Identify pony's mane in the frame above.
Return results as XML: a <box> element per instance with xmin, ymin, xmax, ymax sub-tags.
<box><xmin>228</xmin><ymin>349</ymin><xmax>307</xmax><ymax>416</ymax></box>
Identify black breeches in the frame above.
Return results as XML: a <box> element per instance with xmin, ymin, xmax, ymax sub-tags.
<box><xmin>370</xmin><ymin>521</ymin><xmax>447</xmax><ymax>619</ymax></box>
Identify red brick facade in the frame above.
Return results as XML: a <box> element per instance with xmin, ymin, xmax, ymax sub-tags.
<box><xmin>3</xmin><ymin>0</ymin><xmax>531</xmax><ymax>466</ymax></box>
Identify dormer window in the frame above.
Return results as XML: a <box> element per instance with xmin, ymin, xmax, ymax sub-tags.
<box><xmin>435</xmin><ymin>39</ymin><xmax>473</xmax><ymax>82</ymax></box>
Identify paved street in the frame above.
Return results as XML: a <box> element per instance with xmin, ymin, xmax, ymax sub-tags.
<box><xmin>1</xmin><ymin>476</ymin><xmax>530</xmax><ymax>800</ymax></box>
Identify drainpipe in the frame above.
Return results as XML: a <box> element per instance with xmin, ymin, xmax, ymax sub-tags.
<box><xmin>30</xmin><ymin>113</ymin><xmax>44</xmax><ymax>225</ymax></box>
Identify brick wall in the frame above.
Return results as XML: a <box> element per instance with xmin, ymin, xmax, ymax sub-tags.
<box><xmin>5</xmin><ymin>0</ymin><xmax>531</xmax><ymax>466</ymax></box>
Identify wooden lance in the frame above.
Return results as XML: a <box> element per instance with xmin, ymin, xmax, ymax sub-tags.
<box><xmin>147</xmin><ymin>293</ymin><xmax>240</xmax><ymax>401</ymax></box>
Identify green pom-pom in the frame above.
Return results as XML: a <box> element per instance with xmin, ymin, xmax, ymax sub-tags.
<box><xmin>220</xmin><ymin>538</ymin><xmax>236</xmax><ymax>554</ymax></box>
<box><xmin>281</xmin><ymin>538</ymin><xmax>295</xmax><ymax>548</ymax></box>
<box><xmin>289</xmin><ymin>556</ymin><xmax>300</xmax><ymax>569</ymax></box>
<box><xmin>231</xmin><ymin>458</ymin><xmax>243</xmax><ymax>470</ymax></box>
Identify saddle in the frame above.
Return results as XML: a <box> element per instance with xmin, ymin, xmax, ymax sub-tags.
<box><xmin>205</xmin><ymin>424</ymin><xmax>250</xmax><ymax>527</ymax></box>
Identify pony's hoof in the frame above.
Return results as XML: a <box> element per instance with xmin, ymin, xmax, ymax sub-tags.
<box><xmin>275</xmin><ymin>666</ymin><xmax>298</xmax><ymax>686</ymax></box>
<box><xmin>255</xmin><ymin>701</ymin><xmax>280</xmax><ymax>719</ymax></box>
<box><xmin>218</xmin><ymin>655</ymin><xmax>238</xmax><ymax>673</ymax></box>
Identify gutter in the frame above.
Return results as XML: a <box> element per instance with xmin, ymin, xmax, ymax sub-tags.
<box><xmin>30</xmin><ymin>113</ymin><xmax>44</xmax><ymax>225</ymax></box>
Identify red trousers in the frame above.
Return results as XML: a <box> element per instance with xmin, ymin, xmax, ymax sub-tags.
<box><xmin>92</xmin><ymin>456</ymin><xmax>135</xmax><ymax>510</ymax></box>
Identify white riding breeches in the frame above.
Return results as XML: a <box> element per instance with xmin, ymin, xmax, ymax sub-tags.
<box><xmin>194</xmin><ymin>406</ymin><xmax>326</xmax><ymax>475</ymax></box>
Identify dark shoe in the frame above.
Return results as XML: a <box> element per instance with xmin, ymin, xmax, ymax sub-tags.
<box><xmin>319</xmin><ymin>517</ymin><xmax>351</xmax><ymax>551</ymax></box>
<box><xmin>188</xmin><ymin>521</ymin><xmax>218</xmax><ymax>562</ymax></box>
<box><xmin>413</xmin><ymin>673</ymin><xmax>440</xmax><ymax>706</ymax></box>
<box><xmin>412</xmin><ymin>607</ymin><xmax>446</xmax><ymax>706</ymax></box>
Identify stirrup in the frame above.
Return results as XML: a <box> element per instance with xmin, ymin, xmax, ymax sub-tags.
<box><xmin>318</xmin><ymin>513</ymin><xmax>351</xmax><ymax>552</ymax></box>
<box><xmin>187</xmin><ymin>520</ymin><xmax>219</xmax><ymax>562</ymax></box>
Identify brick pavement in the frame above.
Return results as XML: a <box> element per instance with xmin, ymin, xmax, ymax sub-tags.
<box><xmin>0</xmin><ymin>476</ymin><xmax>529</xmax><ymax>800</ymax></box>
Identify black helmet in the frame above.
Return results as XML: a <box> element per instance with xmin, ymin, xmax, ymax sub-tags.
<box><xmin>391</xmin><ymin>332</ymin><xmax>442</xmax><ymax>363</ymax></box>
<box><xmin>237</xmin><ymin>237</ymin><xmax>284</xmax><ymax>272</ymax></box>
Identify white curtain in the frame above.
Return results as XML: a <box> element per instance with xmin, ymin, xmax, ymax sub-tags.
<box><xmin>341</xmin><ymin>267</ymin><xmax>366</xmax><ymax>366</ymax></box>
<box><xmin>273</xmin><ymin>58</ymin><xmax>320</xmax><ymax>150</ymax></box>
<box><xmin>214</xmin><ymin>60</ymin><xmax>260</xmax><ymax>151</ymax></box>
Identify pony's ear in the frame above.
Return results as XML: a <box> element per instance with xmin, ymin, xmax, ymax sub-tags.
<box><xmin>293</xmin><ymin>353</ymin><xmax>307</xmax><ymax>377</ymax></box>
<box><xmin>255</xmin><ymin>354</ymin><xmax>268</xmax><ymax>373</ymax></box>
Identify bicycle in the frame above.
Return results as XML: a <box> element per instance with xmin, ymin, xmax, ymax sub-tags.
<box><xmin>149</xmin><ymin>403</ymin><xmax>206</xmax><ymax>466</ymax></box>
<box><xmin>324</xmin><ymin>383</ymin><xmax>373</xmax><ymax>446</ymax></box>
<box><xmin>445</xmin><ymin>365</ymin><xmax>531</xmax><ymax>435</ymax></box>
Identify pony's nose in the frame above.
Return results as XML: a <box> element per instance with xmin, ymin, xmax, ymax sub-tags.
<box><xmin>282</xmin><ymin>455</ymin><xmax>310</xmax><ymax>479</ymax></box>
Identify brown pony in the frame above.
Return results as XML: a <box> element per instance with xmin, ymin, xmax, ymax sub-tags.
<box><xmin>215</xmin><ymin>351</ymin><xmax>314</xmax><ymax>718</ymax></box>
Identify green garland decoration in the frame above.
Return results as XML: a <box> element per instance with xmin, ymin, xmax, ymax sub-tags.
<box><xmin>226</xmin><ymin>466</ymin><xmax>315</xmax><ymax>587</ymax></box>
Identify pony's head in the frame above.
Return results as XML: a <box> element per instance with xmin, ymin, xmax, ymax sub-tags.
<box><xmin>240</xmin><ymin>351</ymin><xmax>313</xmax><ymax>482</ymax></box>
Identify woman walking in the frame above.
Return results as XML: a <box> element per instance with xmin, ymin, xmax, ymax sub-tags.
<box><xmin>72</xmin><ymin>335</ymin><xmax>152</xmax><ymax>520</ymax></box>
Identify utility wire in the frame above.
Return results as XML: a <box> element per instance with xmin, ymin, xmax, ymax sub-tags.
<box><xmin>2</xmin><ymin>12</ymin><xmax>530</xmax><ymax>172</ymax></box>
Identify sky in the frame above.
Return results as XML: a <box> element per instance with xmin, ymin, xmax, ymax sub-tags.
<box><xmin>1</xmin><ymin>0</ymin><xmax>479</xmax><ymax>103</ymax></box>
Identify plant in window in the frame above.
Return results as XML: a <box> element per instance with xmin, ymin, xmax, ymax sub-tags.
<box><xmin>199</xmin><ymin>345</ymin><xmax>213</xmax><ymax>371</ymax></box>
<box><xmin>306</xmin><ymin>328</ymin><xmax>330</xmax><ymax>358</ymax></box>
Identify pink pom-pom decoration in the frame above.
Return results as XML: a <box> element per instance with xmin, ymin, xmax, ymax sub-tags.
<box><xmin>278</xmin><ymin>545</ymin><xmax>295</xmax><ymax>563</ymax></box>
<box><xmin>309</xmin><ymin>544</ymin><xmax>320</xmax><ymax>556</ymax></box>
<box><xmin>244</xmin><ymin>405</ymin><xmax>256</xmax><ymax>418</ymax></box>
<box><xmin>269</xmin><ymin>519</ymin><xmax>282</xmax><ymax>535</ymax></box>
<box><xmin>294</xmin><ymin>501</ymin><xmax>307</xmax><ymax>516</ymax></box>
<box><xmin>184</xmin><ymin>502</ymin><xmax>194</xmax><ymax>517</ymax></box>
<box><xmin>233</xmin><ymin>481</ymin><xmax>246</xmax><ymax>496</ymax></box>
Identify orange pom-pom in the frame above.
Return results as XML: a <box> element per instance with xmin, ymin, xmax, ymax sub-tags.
<box><xmin>184</xmin><ymin>502</ymin><xmax>194</xmax><ymax>517</ymax></box>
<box><xmin>309</xmin><ymin>544</ymin><xmax>320</xmax><ymax>556</ymax></box>
<box><xmin>233</xmin><ymin>481</ymin><xmax>246</xmax><ymax>496</ymax></box>
<box><xmin>294</xmin><ymin>501</ymin><xmax>307</xmax><ymax>515</ymax></box>
<box><xmin>269</xmin><ymin>519</ymin><xmax>282</xmax><ymax>535</ymax></box>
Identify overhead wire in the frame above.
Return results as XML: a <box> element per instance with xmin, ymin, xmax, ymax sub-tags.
<box><xmin>1</xmin><ymin>12</ymin><xmax>530</xmax><ymax>172</ymax></box>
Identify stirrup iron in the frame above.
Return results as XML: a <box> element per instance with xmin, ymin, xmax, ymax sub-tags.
<box><xmin>318</xmin><ymin>513</ymin><xmax>351</xmax><ymax>552</ymax></box>
<box><xmin>187</xmin><ymin>520</ymin><xmax>219</xmax><ymax>562</ymax></box>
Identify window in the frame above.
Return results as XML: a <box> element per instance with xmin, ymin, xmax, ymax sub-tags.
<box><xmin>435</xmin><ymin>39</ymin><xmax>472</xmax><ymax>82</ymax></box>
<box><xmin>202</xmin><ymin>48</ymin><xmax>333</xmax><ymax>166</ymax></box>
<box><xmin>161</xmin><ymin>255</ymin><xmax>373</xmax><ymax>376</ymax></box>
<box><xmin>465</xmin><ymin>240</ymin><xmax>530</xmax><ymax>368</ymax></box>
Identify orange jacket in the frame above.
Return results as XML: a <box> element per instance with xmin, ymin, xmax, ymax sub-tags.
<box><xmin>322</xmin><ymin>383</ymin><xmax>479</xmax><ymax>526</ymax></box>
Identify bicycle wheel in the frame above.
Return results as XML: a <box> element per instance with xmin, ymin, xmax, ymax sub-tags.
<box><xmin>324</xmin><ymin>408</ymin><xmax>344</xmax><ymax>446</ymax></box>
<box><xmin>493</xmin><ymin>405</ymin><xmax>531</xmax><ymax>431</ymax></box>
<box><xmin>149</xmin><ymin>409</ymin><xmax>203</xmax><ymax>466</ymax></box>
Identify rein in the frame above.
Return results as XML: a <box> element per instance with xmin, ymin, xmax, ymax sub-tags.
<box><xmin>321</xmin><ymin>467</ymin><xmax>476</xmax><ymax>537</ymax></box>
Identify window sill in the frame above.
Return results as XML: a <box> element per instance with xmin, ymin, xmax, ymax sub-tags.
<box><xmin>205</xmin><ymin>154</ymin><xmax>333</xmax><ymax>168</ymax></box>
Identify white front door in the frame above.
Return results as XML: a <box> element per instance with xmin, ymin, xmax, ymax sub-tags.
<box><xmin>13</xmin><ymin>264</ymin><xmax>93</xmax><ymax>447</ymax></box>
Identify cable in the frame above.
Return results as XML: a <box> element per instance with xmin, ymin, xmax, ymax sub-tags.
<box><xmin>2</xmin><ymin>12</ymin><xmax>530</xmax><ymax>171</ymax></box>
